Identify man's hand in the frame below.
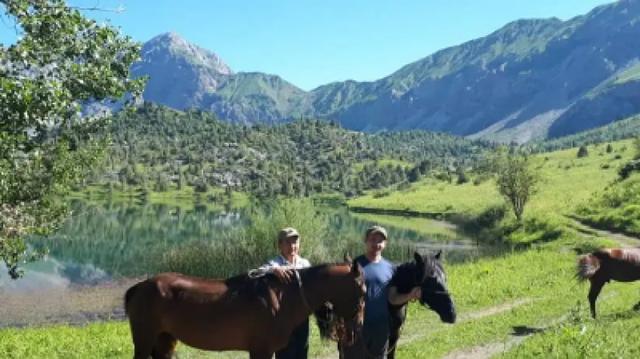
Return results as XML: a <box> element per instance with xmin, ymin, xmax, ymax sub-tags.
<box><xmin>271</xmin><ymin>267</ymin><xmax>294</xmax><ymax>283</ymax></box>
<box><xmin>388</xmin><ymin>285</ymin><xmax>422</xmax><ymax>305</ymax></box>
<box><xmin>408</xmin><ymin>287</ymin><xmax>422</xmax><ymax>302</ymax></box>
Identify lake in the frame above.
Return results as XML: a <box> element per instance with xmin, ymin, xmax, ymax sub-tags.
<box><xmin>0</xmin><ymin>199</ymin><xmax>492</xmax><ymax>327</ymax></box>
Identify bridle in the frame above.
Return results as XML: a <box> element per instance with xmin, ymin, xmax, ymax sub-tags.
<box><xmin>297</xmin><ymin>268</ymin><xmax>364</xmax><ymax>347</ymax></box>
<box><xmin>293</xmin><ymin>268</ymin><xmax>312</xmax><ymax>311</ymax></box>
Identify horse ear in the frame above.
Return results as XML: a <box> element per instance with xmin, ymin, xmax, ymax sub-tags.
<box><xmin>351</xmin><ymin>261</ymin><xmax>363</xmax><ymax>276</ymax></box>
<box><xmin>434</xmin><ymin>250</ymin><xmax>442</xmax><ymax>260</ymax></box>
<box><xmin>344</xmin><ymin>253</ymin><xmax>353</xmax><ymax>264</ymax></box>
<box><xmin>414</xmin><ymin>251</ymin><xmax>423</xmax><ymax>264</ymax></box>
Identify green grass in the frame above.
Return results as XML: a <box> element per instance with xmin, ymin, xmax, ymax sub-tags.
<box><xmin>612</xmin><ymin>62</ymin><xmax>640</xmax><ymax>85</ymax></box>
<box><xmin>0</xmin><ymin>320</ymin><xmax>337</xmax><ymax>359</ymax></box>
<box><xmin>576</xmin><ymin>173</ymin><xmax>640</xmax><ymax>237</ymax></box>
<box><xmin>1</xmin><ymin>232</ymin><xmax>625</xmax><ymax>359</ymax></box>
<box><xmin>351</xmin><ymin>177</ymin><xmax>503</xmax><ymax>215</ymax></box>
<box><xmin>349</xmin><ymin>212</ymin><xmax>461</xmax><ymax>238</ymax></box>
<box><xmin>4</xmin><ymin>141</ymin><xmax>639</xmax><ymax>358</ymax></box>
<box><xmin>500</xmin><ymin>282</ymin><xmax>640</xmax><ymax>358</ymax></box>
<box><xmin>349</xmin><ymin>140</ymin><xmax>636</xmax><ymax>219</ymax></box>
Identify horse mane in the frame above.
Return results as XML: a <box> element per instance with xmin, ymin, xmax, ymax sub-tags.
<box><xmin>223</xmin><ymin>262</ymin><xmax>350</xmax><ymax>315</ymax></box>
<box><xmin>389</xmin><ymin>261</ymin><xmax>418</xmax><ymax>292</ymax></box>
<box><xmin>390</xmin><ymin>255</ymin><xmax>440</xmax><ymax>293</ymax></box>
<box><xmin>314</xmin><ymin>302</ymin><xmax>339</xmax><ymax>340</ymax></box>
<box><xmin>603</xmin><ymin>248</ymin><xmax>640</xmax><ymax>264</ymax></box>
<box><xmin>222</xmin><ymin>272</ymin><xmax>281</xmax><ymax>314</ymax></box>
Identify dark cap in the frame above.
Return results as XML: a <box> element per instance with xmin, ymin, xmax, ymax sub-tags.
<box><xmin>278</xmin><ymin>227</ymin><xmax>300</xmax><ymax>242</ymax></box>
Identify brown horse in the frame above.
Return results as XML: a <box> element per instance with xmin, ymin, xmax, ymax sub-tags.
<box><xmin>125</xmin><ymin>259</ymin><xmax>366</xmax><ymax>359</ymax></box>
<box><xmin>577</xmin><ymin>247</ymin><xmax>640</xmax><ymax>318</ymax></box>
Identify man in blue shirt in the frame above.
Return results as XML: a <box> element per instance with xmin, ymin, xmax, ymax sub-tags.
<box><xmin>340</xmin><ymin>225</ymin><xmax>421</xmax><ymax>359</ymax></box>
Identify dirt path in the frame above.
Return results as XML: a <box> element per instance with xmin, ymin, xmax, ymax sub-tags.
<box><xmin>0</xmin><ymin>278</ymin><xmax>139</xmax><ymax>328</ymax></box>
<box><xmin>441</xmin><ymin>312</ymin><xmax>573</xmax><ymax>359</ymax></box>
<box><xmin>565</xmin><ymin>215</ymin><xmax>640</xmax><ymax>247</ymax></box>
<box><xmin>318</xmin><ymin>298</ymin><xmax>536</xmax><ymax>359</ymax></box>
<box><xmin>440</xmin><ymin>290</ymin><xmax>620</xmax><ymax>359</ymax></box>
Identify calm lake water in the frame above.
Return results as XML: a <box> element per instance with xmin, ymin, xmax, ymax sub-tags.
<box><xmin>0</xmin><ymin>200</ymin><xmax>487</xmax><ymax>294</ymax></box>
<box><xmin>0</xmin><ymin>199</ymin><xmax>501</xmax><ymax>327</ymax></box>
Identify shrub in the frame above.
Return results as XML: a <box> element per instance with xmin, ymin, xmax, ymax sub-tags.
<box><xmin>577</xmin><ymin>146</ymin><xmax>589</xmax><ymax>158</ymax></box>
<box><xmin>606</xmin><ymin>143</ymin><xmax>613</xmax><ymax>153</ymax></box>
<box><xmin>618</xmin><ymin>159</ymin><xmax>640</xmax><ymax>180</ymax></box>
<box><xmin>193</xmin><ymin>181</ymin><xmax>209</xmax><ymax>193</ymax></box>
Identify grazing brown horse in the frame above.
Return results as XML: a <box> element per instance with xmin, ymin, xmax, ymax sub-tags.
<box><xmin>125</xmin><ymin>259</ymin><xmax>366</xmax><ymax>359</ymax></box>
<box><xmin>577</xmin><ymin>247</ymin><xmax>640</xmax><ymax>318</ymax></box>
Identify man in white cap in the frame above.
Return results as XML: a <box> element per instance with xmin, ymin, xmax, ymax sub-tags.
<box><xmin>261</xmin><ymin>227</ymin><xmax>311</xmax><ymax>359</ymax></box>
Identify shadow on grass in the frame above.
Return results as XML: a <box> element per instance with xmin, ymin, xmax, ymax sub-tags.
<box><xmin>511</xmin><ymin>325</ymin><xmax>545</xmax><ymax>337</ymax></box>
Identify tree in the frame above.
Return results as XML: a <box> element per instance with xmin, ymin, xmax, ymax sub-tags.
<box><xmin>606</xmin><ymin>143</ymin><xmax>613</xmax><ymax>153</ymax></box>
<box><xmin>0</xmin><ymin>0</ymin><xmax>145</xmax><ymax>278</ymax></box>
<box><xmin>634</xmin><ymin>137</ymin><xmax>640</xmax><ymax>160</ymax></box>
<box><xmin>456</xmin><ymin>167</ymin><xmax>469</xmax><ymax>184</ymax></box>
<box><xmin>577</xmin><ymin>145</ymin><xmax>589</xmax><ymax>158</ymax></box>
<box><xmin>494</xmin><ymin>151</ymin><xmax>539</xmax><ymax>222</ymax></box>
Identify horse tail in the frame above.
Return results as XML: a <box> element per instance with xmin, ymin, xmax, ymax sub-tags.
<box><xmin>124</xmin><ymin>282</ymin><xmax>140</xmax><ymax>317</ymax></box>
<box><xmin>576</xmin><ymin>253</ymin><xmax>601</xmax><ymax>281</ymax></box>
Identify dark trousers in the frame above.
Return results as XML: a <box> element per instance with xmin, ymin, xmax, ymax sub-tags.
<box><xmin>276</xmin><ymin>319</ymin><xmax>309</xmax><ymax>359</ymax></box>
<box><xmin>338</xmin><ymin>322</ymin><xmax>389</xmax><ymax>359</ymax></box>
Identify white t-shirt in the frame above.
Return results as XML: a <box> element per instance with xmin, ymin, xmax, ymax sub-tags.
<box><xmin>263</xmin><ymin>255</ymin><xmax>311</xmax><ymax>270</ymax></box>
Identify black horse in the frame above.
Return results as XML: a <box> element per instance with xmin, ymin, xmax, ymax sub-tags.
<box><xmin>315</xmin><ymin>251</ymin><xmax>456</xmax><ymax>358</ymax></box>
<box><xmin>387</xmin><ymin>251</ymin><xmax>456</xmax><ymax>359</ymax></box>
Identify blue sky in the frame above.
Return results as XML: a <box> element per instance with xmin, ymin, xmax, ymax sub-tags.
<box><xmin>1</xmin><ymin>0</ymin><xmax>613</xmax><ymax>90</ymax></box>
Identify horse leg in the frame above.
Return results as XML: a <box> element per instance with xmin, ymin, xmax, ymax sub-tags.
<box><xmin>387</xmin><ymin>334</ymin><xmax>399</xmax><ymax>359</ymax></box>
<box><xmin>151</xmin><ymin>332</ymin><xmax>177</xmax><ymax>359</ymax></box>
<box><xmin>387</xmin><ymin>320</ymin><xmax>401</xmax><ymax>359</ymax></box>
<box><xmin>128</xmin><ymin>317</ymin><xmax>155</xmax><ymax>359</ymax></box>
<box><xmin>634</xmin><ymin>286</ymin><xmax>640</xmax><ymax>311</ymax></box>
<box><xmin>387</xmin><ymin>304</ymin><xmax>406</xmax><ymax>359</ymax></box>
<box><xmin>131</xmin><ymin>330</ymin><xmax>154</xmax><ymax>359</ymax></box>
<box><xmin>588</xmin><ymin>277</ymin><xmax>605</xmax><ymax>319</ymax></box>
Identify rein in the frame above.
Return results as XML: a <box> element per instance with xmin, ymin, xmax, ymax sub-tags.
<box><xmin>293</xmin><ymin>269</ymin><xmax>312</xmax><ymax>311</ymax></box>
<box><xmin>247</xmin><ymin>267</ymin><xmax>312</xmax><ymax>311</ymax></box>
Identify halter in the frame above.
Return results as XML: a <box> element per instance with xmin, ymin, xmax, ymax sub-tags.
<box><xmin>293</xmin><ymin>269</ymin><xmax>312</xmax><ymax>311</ymax></box>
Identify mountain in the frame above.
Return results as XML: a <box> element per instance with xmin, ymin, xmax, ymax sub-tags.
<box><xmin>132</xmin><ymin>0</ymin><xmax>640</xmax><ymax>142</ymax></box>
<box><xmin>131</xmin><ymin>32</ymin><xmax>310</xmax><ymax>124</ymax></box>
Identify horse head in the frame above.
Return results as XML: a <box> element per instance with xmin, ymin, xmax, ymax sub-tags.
<box><xmin>413</xmin><ymin>251</ymin><xmax>456</xmax><ymax>323</ymax></box>
<box><xmin>314</xmin><ymin>255</ymin><xmax>366</xmax><ymax>345</ymax></box>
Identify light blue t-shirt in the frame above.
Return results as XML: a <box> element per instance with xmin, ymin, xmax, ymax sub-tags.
<box><xmin>355</xmin><ymin>255</ymin><xmax>394</xmax><ymax>324</ymax></box>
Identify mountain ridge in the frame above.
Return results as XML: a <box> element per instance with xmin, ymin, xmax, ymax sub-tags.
<box><xmin>132</xmin><ymin>0</ymin><xmax>640</xmax><ymax>142</ymax></box>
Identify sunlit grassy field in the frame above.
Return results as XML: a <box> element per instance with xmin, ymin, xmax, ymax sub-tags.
<box><xmin>2</xmin><ymin>140</ymin><xmax>639</xmax><ymax>358</ymax></box>
<box><xmin>349</xmin><ymin>140</ymin><xmax>636</xmax><ymax>219</ymax></box>
<box><xmin>3</xmin><ymin>233</ymin><xmax>635</xmax><ymax>359</ymax></box>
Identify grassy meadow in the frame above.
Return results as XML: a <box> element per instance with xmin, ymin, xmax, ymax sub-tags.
<box><xmin>349</xmin><ymin>139</ymin><xmax>636</xmax><ymax>218</ymax></box>
<box><xmin>2</xmin><ymin>139</ymin><xmax>640</xmax><ymax>358</ymax></box>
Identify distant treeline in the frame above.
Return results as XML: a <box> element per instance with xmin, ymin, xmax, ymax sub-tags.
<box><xmin>530</xmin><ymin>115</ymin><xmax>640</xmax><ymax>153</ymax></box>
<box><xmin>89</xmin><ymin>103</ymin><xmax>495</xmax><ymax>197</ymax></box>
